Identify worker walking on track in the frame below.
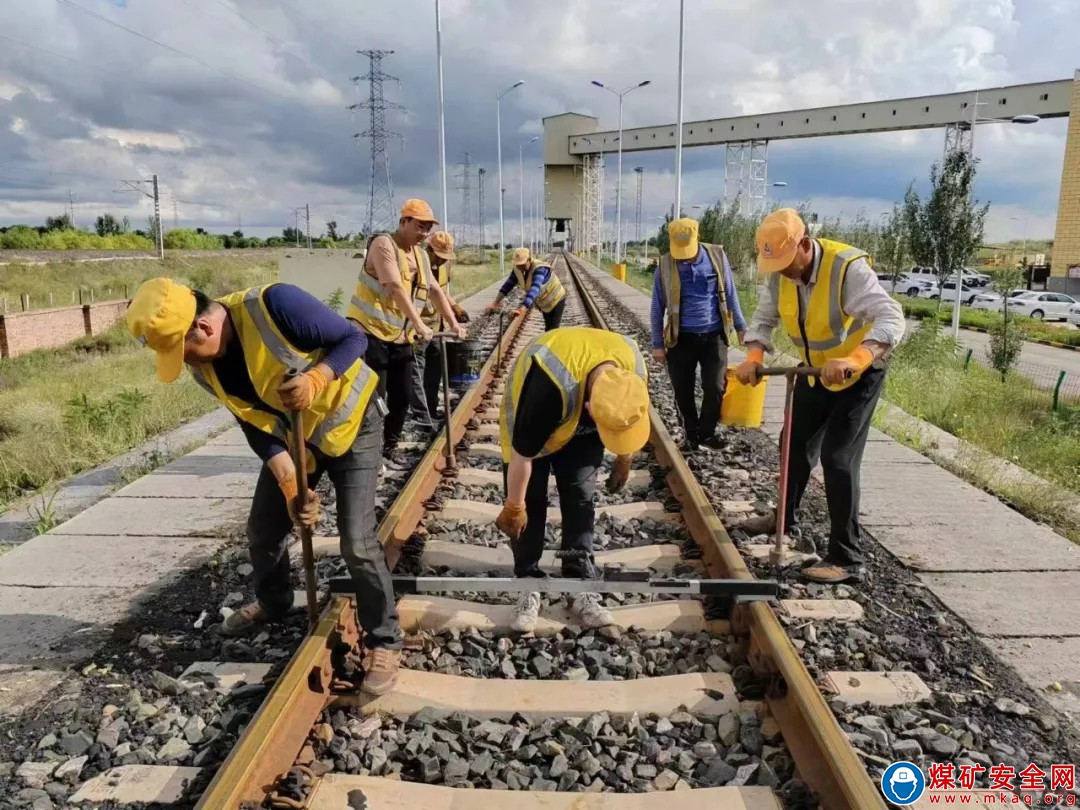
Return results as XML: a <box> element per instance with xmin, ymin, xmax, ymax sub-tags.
<box><xmin>125</xmin><ymin>277</ymin><xmax>403</xmax><ymax>695</ymax></box>
<box><xmin>651</xmin><ymin>217</ymin><xmax>746</xmax><ymax>453</ymax></box>
<box><xmin>494</xmin><ymin>326</ymin><xmax>651</xmax><ymax>633</ymax></box>
<box><xmin>735</xmin><ymin>209</ymin><xmax>905</xmax><ymax>584</ymax></box>
<box><xmin>347</xmin><ymin>199</ymin><xmax>467</xmax><ymax>467</ymax></box>
<box><xmin>408</xmin><ymin>231</ymin><xmax>470</xmax><ymax>430</ymax></box>
<box><xmin>486</xmin><ymin>247</ymin><xmax>567</xmax><ymax>330</ymax></box>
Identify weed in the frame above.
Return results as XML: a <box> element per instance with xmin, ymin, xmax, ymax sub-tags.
<box><xmin>323</xmin><ymin>287</ymin><xmax>346</xmax><ymax>312</ymax></box>
<box><xmin>28</xmin><ymin>488</ymin><xmax>60</xmax><ymax>535</ymax></box>
<box><xmin>65</xmin><ymin>388</ymin><xmax>151</xmax><ymax>434</ymax></box>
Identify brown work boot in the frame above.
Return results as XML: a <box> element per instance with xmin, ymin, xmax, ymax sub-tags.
<box><xmin>221</xmin><ymin>601</ymin><xmax>271</xmax><ymax>637</ymax></box>
<box><xmin>361</xmin><ymin>647</ymin><xmax>402</xmax><ymax>696</ymax></box>
<box><xmin>736</xmin><ymin>513</ymin><xmax>777</xmax><ymax>536</ymax></box>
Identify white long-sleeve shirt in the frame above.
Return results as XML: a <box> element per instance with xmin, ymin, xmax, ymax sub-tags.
<box><xmin>743</xmin><ymin>240</ymin><xmax>906</xmax><ymax>354</ymax></box>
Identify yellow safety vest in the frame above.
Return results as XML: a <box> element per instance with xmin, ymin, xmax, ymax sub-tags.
<box><xmin>658</xmin><ymin>243</ymin><xmax>734</xmax><ymax>349</ymax></box>
<box><xmin>775</xmin><ymin>238</ymin><xmax>873</xmax><ymax>391</ymax></box>
<box><xmin>347</xmin><ymin>233</ymin><xmax>432</xmax><ymax>343</ymax></box>
<box><xmin>190</xmin><ymin>285</ymin><xmax>379</xmax><ymax>458</ymax></box>
<box><xmin>420</xmin><ymin>259</ymin><xmax>450</xmax><ymax>330</ymax></box>
<box><xmin>499</xmin><ymin>326</ymin><xmax>647</xmax><ymax>462</ymax></box>
<box><xmin>513</xmin><ymin>262</ymin><xmax>566</xmax><ymax>313</ymax></box>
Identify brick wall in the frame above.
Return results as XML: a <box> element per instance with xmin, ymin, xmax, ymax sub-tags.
<box><xmin>0</xmin><ymin>299</ymin><xmax>130</xmax><ymax>359</ymax></box>
<box><xmin>1051</xmin><ymin>70</ymin><xmax>1080</xmax><ymax>280</ymax></box>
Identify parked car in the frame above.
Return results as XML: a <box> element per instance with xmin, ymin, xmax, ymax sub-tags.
<box><xmin>907</xmin><ymin>267</ymin><xmax>990</xmax><ymax>287</ymax></box>
<box><xmin>970</xmin><ymin>289</ymin><xmax>1029</xmax><ymax>311</ymax></box>
<box><xmin>898</xmin><ymin>276</ymin><xmax>940</xmax><ymax>299</ymax></box>
<box><xmin>935</xmin><ymin>281</ymin><xmax>980</xmax><ymax>306</ymax></box>
<box><xmin>1068</xmin><ymin>303</ymin><xmax>1080</xmax><ymax>327</ymax></box>
<box><xmin>1005</xmin><ymin>291</ymin><xmax>1078</xmax><ymax>321</ymax></box>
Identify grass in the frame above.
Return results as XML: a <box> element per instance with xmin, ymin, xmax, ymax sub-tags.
<box><xmin>0</xmin><ymin>253</ymin><xmax>277</xmax><ymax>311</ymax></box>
<box><xmin>449</xmin><ymin>255</ymin><xmax>506</xmax><ymax>301</ymax></box>
<box><xmin>900</xmin><ymin>297</ymin><xmax>1080</xmax><ymax>347</ymax></box>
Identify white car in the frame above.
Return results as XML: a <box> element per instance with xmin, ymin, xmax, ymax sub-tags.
<box><xmin>1068</xmin><ymin>303</ymin><xmax>1080</xmax><ymax>327</ymax></box>
<box><xmin>1005</xmin><ymin>291</ymin><xmax>1078</xmax><ymax>321</ymax></box>
<box><xmin>896</xmin><ymin>276</ymin><xmax>939</xmax><ymax>299</ymax></box>
<box><xmin>935</xmin><ymin>281</ymin><xmax>979</xmax><ymax>306</ymax></box>
<box><xmin>970</xmin><ymin>289</ymin><xmax>1029</xmax><ymax>311</ymax></box>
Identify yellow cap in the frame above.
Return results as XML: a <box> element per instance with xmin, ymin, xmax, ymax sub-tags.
<box><xmin>590</xmin><ymin>367</ymin><xmax>650</xmax><ymax>456</ymax></box>
<box><xmin>400</xmin><ymin>198</ymin><xmax>439</xmax><ymax>223</ymax></box>
<box><xmin>512</xmin><ymin>247</ymin><xmax>531</xmax><ymax>266</ymax></box>
<box><xmin>667</xmin><ymin>218</ymin><xmax>699</xmax><ymax>261</ymax></box>
<box><xmin>756</xmin><ymin>208</ymin><xmax>806</xmax><ymax>273</ymax></box>
<box><xmin>427</xmin><ymin>231</ymin><xmax>455</xmax><ymax>260</ymax></box>
<box><xmin>125</xmin><ymin>278</ymin><xmax>196</xmax><ymax>383</ymax></box>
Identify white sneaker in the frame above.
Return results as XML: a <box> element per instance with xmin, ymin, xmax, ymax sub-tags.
<box><xmin>510</xmin><ymin>592</ymin><xmax>541</xmax><ymax>633</ymax></box>
<box><xmin>571</xmin><ymin>593</ymin><xmax>614</xmax><ymax>629</ymax></box>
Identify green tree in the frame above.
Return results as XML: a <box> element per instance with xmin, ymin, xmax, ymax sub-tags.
<box><xmin>903</xmin><ymin>150</ymin><xmax>989</xmax><ymax>309</ymax></box>
<box><xmin>325</xmin><ymin>220</ymin><xmax>340</xmax><ymax>242</ymax></box>
<box><xmin>987</xmin><ymin>265</ymin><xmax>1025</xmax><ymax>379</ymax></box>
<box><xmin>876</xmin><ymin>203</ymin><xmax>909</xmax><ymax>293</ymax></box>
<box><xmin>282</xmin><ymin>226</ymin><xmax>302</xmax><ymax>245</ymax></box>
<box><xmin>95</xmin><ymin>213</ymin><xmax>121</xmax><ymax>237</ymax></box>
<box><xmin>44</xmin><ymin>213</ymin><xmax>73</xmax><ymax>232</ymax></box>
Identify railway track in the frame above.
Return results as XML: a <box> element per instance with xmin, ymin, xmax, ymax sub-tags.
<box><xmin>176</xmin><ymin>250</ymin><xmax>893</xmax><ymax>810</ymax></box>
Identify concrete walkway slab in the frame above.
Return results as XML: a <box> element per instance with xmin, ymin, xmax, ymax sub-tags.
<box><xmin>0</xmin><ymin>534</ymin><xmax>223</xmax><ymax>588</ymax></box>
<box><xmin>49</xmin><ymin>496</ymin><xmax>248</xmax><ymax>537</ymax></box>
<box><xmin>113</xmin><ymin>459</ymin><xmax>259</xmax><ymax>499</ymax></box>
<box><xmin>990</xmin><ymin>638</ymin><xmax>1080</xmax><ymax>722</ymax></box>
<box><xmin>918</xmin><ymin>571</ymin><xmax>1080</xmax><ymax>637</ymax></box>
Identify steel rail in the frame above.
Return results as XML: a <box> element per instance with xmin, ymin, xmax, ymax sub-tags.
<box><xmin>194</xmin><ymin>303</ymin><xmax>533</xmax><ymax>809</ymax></box>
<box><xmin>559</xmin><ymin>251</ymin><xmax>885</xmax><ymax>810</ymax></box>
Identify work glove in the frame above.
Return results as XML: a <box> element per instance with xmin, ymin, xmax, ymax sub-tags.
<box><xmin>607</xmin><ymin>454</ymin><xmax>633</xmax><ymax>493</ymax></box>
<box><xmin>821</xmin><ymin>346</ymin><xmax>873</xmax><ymax>386</ymax></box>
<box><xmin>485</xmin><ymin>303</ymin><xmax>500</xmax><ymax>314</ymax></box>
<box><xmin>495</xmin><ymin>500</ymin><xmax>527</xmax><ymax>542</ymax></box>
<box><xmin>734</xmin><ymin>347</ymin><xmax>766</xmax><ymax>386</ymax></box>
<box><xmin>279</xmin><ymin>473</ymin><xmax>320</xmax><ymax>530</ymax></box>
<box><xmin>451</xmin><ymin>304</ymin><xmax>470</xmax><ymax>324</ymax></box>
<box><xmin>278</xmin><ymin>367</ymin><xmax>328</xmax><ymax>411</ymax></box>
<box><xmin>651</xmin><ymin>348</ymin><xmax>666</xmax><ymax>364</ymax></box>
<box><xmin>512</xmin><ymin>306</ymin><xmax>527</xmax><ymax>320</ymax></box>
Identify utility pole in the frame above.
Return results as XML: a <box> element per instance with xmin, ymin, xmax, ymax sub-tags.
<box><xmin>477</xmin><ymin>167</ymin><xmax>486</xmax><ymax>252</ymax></box>
<box><xmin>293</xmin><ymin>209</ymin><xmax>301</xmax><ymax>246</ymax></box>
<box><xmin>350</xmin><ymin>50</ymin><xmax>404</xmax><ymax>236</ymax></box>
<box><xmin>305</xmin><ymin>203</ymin><xmax>312</xmax><ymax>248</ymax></box>
<box><xmin>120</xmin><ymin>174</ymin><xmax>164</xmax><ymax>259</ymax></box>
<box><xmin>173</xmin><ymin>199</ymin><xmax>179</xmax><ymax>230</ymax></box>
<box><xmin>68</xmin><ymin>189</ymin><xmax>77</xmax><ymax>229</ymax></box>
<box><xmin>634</xmin><ymin>167</ymin><xmax>644</xmax><ymax>252</ymax></box>
<box><xmin>457</xmin><ymin>153</ymin><xmax>476</xmax><ymax>252</ymax></box>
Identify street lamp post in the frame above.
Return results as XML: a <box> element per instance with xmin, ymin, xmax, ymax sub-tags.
<box><xmin>1011</xmin><ymin>214</ymin><xmax>1029</xmax><ymax>269</ymax></box>
<box><xmin>674</xmin><ymin>0</ymin><xmax>686</xmax><ymax>218</ymax></box>
<box><xmin>434</xmin><ymin>0</ymin><xmax>448</xmax><ymax>225</ymax></box>
<box><xmin>946</xmin><ymin>92</ymin><xmax>1040</xmax><ymax>337</ymax></box>
<box><xmin>497</xmin><ymin>80</ymin><xmax>525</xmax><ymax>278</ymax></box>
<box><xmin>590</xmin><ymin>78</ymin><xmax>651</xmax><ymax>265</ymax></box>
<box><xmin>769</xmin><ymin>181</ymin><xmax>788</xmax><ymax>209</ymax></box>
<box><xmin>519</xmin><ymin>136</ymin><xmax>538</xmax><ymax>247</ymax></box>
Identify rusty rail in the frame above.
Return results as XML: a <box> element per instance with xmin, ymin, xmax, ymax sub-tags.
<box><xmin>194</xmin><ymin>306</ymin><xmax>532</xmax><ymax>809</ymax></box>
<box><xmin>560</xmin><ymin>251</ymin><xmax>885</xmax><ymax>810</ymax></box>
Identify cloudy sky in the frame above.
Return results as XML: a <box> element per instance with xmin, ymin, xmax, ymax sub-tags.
<box><xmin>0</xmin><ymin>0</ymin><xmax>1076</xmax><ymax>243</ymax></box>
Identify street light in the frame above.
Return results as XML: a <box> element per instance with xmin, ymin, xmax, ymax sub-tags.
<box><xmin>769</xmin><ymin>181</ymin><xmax>788</xmax><ymax>209</ymax></box>
<box><xmin>434</xmin><ymin>0</ymin><xmax>448</xmax><ymax>225</ymax></box>
<box><xmin>1011</xmin><ymin>214</ymin><xmax>1029</xmax><ymax>269</ymax></box>
<box><xmin>945</xmin><ymin>91</ymin><xmax>1041</xmax><ymax>337</ymax></box>
<box><xmin>519</xmin><ymin>136</ymin><xmax>539</xmax><ymax>247</ymax></box>
<box><xmin>591</xmin><ymin>78</ymin><xmax>651</xmax><ymax>264</ymax></box>
<box><xmin>497</xmin><ymin>80</ymin><xmax>525</xmax><ymax>278</ymax></box>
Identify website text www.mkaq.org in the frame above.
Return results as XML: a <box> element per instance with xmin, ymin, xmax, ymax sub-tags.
<box><xmin>926</xmin><ymin>792</ymin><xmax>1078</xmax><ymax>805</ymax></box>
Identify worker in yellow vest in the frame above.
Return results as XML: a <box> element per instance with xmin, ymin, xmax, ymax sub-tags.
<box><xmin>408</xmin><ymin>230</ymin><xmax>471</xmax><ymax>430</ymax></box>
<box><xmin>347</xmin><ymin>199</ymin><xmax>466</xmax><ymax>466</ymax></box>
<box><xmin>125</xmin><ymin>278</ymin><xmax>403</xmax><ymax>695</ymax></box>
<box><xmin>494</xmin><ymin>327</ymin><xmax>650</xmax><ymax>633</ymax></box>
<box><xmin>486</xmin><ymin>247</ymin><xmax>567</xmax><ymax>331</ymax></box>
<box><xmin>734</xmin><ymin>209</ymin><xmax>905</xmax><ymax>584</ymax></box>
<box><xmin>651</xmin><ymin>218</ymin><xmax>747</xmax><ymax>453</ymax></box>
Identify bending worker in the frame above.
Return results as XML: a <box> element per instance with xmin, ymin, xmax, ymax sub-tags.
<box><xmin>651</xmin><ymin>217</ymin><xmax>746</xmax><ymax>453</ymax></box>
<box><xmin>408</xmin><ymin>231</ymin><xmax>470</xmax><ymax>430</ymax></box>
<box><xmin>486</xmin><ymin>247</ymin><xmax>566</xmax><ymax>331</ymax></box>
<box><xmin>125</xmin><ymin>277</ymin><xmax>403</xmax><ymax>695</ymax></box>
<box><xmin>735</xmin><ymin>209</ymin><xmax>905</xmax><ymax>585</ymax></box>
<box><xmin>347</xmin><ymin>199</ymin><xmax>466</xmax><ymax>467</ymax></box>
<box><xmin>494</xmin><ymin>326</ymin><xmax>651</xmax><ymax>633</ymax></box>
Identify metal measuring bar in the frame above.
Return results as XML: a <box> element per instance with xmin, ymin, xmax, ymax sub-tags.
<box><xmin>427</xmin><ymin>330</ymin><xmax>465</xmax><ymax>470</ymax></box>
<box><xmin>284</xmin><ymin>367</ymin><xmax>320</xmax><ymax>629</ymax></box>
<box><xmin>326</xmin><ymin>574</ymin><xmax>778</xmax><ymax>601</ymax></box>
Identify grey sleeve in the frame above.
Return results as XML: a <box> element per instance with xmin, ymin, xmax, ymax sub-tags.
<box><xmin>842</xmin><ymin>258</ymin><xmax>906</xmax><ymax>349</ymax></box>
<box><xmin>742</xmin><ymin>273</ymin><xmax>781</xmax><ymax>353</ymax></box>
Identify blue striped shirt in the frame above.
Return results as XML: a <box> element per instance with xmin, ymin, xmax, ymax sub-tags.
<box><xmin>650</xmin><ymin>246</ymin><xmax>746</xmax><ymax>349</ymax></box>
<box><xmin>499</xmin><ymin>264</ymin><xmax>551</xmax><ymax>309</ymax></box>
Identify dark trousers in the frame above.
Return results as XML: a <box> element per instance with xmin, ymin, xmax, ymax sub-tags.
<box><xmin>542</xmin><ymin>299</ymin><xmax>566</xmax><ymax>331</ymax></box>
<box><xmin>504</xmin><ymin>431</ymin><xmax>604</xmax><ymax>578</ymax></box>
<box><xmin>363</xmin><ymin>335</ymin><xmax>414</xmax><ymax>451</ymax></box>
<box><xmin>784</xmin><ymin>368</ymin><xmax>885</xmax><ymax>566</ymax></box>
<box><xmin>666</xmin><ymin>330</ymin><xmax>728</xmax><ymax>443</ymax></box>
<box><xmin>246</xmin><ymin>406</ymin><xmax>401</xmax><ymax>649</ymax></box>
<box><xmin>408</xmin><ymin>340</ymin><xmax>443</xmax><ymax>422</ymax></box>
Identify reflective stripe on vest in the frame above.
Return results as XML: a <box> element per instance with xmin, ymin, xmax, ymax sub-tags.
<box><xmin>513</xmin><ymin>262</ymin><xmax>566</xmax><ymax>313</ymax></box>
<box><xmin>421</xmin><ymin>261</ymin><xmax>450</xmax><ymax>329</ymax></box>
<box><xmin>500</xmin><ymin>327</ymin><xmax>646</xmax><ymax>462</ymax></box>
<box><xmin>776</xmin><ymin>239</ymin><xmax>872</xmax><ymax>391</ymax></box>
<box><xmin>658</xmin><ymin>244</ymin><xmax>732</xmax><ymax>349</ymax></box>
<box><xmin>347</xmin><ymin>234</ymin><xmax>431</xmax><ymax>342</ymax></box>
<box><xmin>193</xmin><ymin>284</ymin><xmax>378</xmax><ymax>456</ymax></box>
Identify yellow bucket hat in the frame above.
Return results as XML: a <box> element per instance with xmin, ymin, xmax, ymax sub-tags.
<box><xmin>125</xmin><ymin>278</ymin><xmax>196</xmax><ymax>383</ymax></box>
<box><xmin>589</xmin><ymin>367</ymin><xmax>650</xmax><ymax>456</ymax></box>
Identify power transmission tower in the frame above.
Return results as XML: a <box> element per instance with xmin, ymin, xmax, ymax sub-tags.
<box><xmin>68</xmin><ymin>189</ymin><xmax>78</xmax><ymax>229</ymax></box>
<box><xmin>633</xmin><ymin>167</ymin><xmax>644</xmax><ymax>246</ymax></box>
<box><xmin>120</xmin><ymin>174</ymin><xmax>164</xmax><ymax>259</ymax></box>
<box><xmin>456</xmin><ymin>153</ymin><xmax>476</xmax><ymax>252</ymax></box>
<box><xmin>580</xmin><ymin>154</ymin><xmax>603</xmax><ymax>263</ymax></box>
<box><xmin>349</xmin><ymin>50</ymin><xmax>404</xmax><ymax>237</ymax></box>
<box><xmin>477</xmin><ymin>167</ymin><xmax>486</xmax><ymax>250</ymax></box>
